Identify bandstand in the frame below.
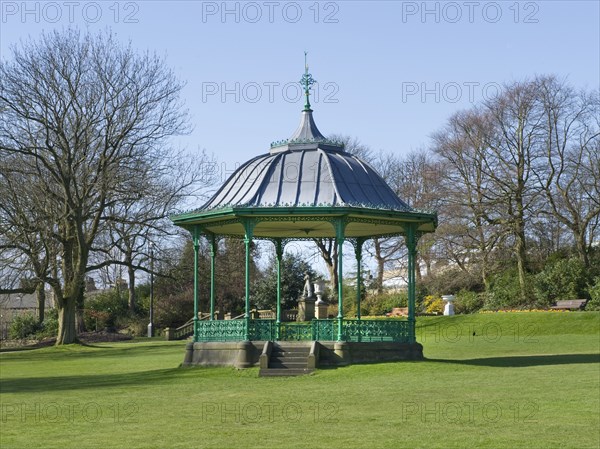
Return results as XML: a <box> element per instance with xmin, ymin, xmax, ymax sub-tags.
<box><xmin>171</xmin><ymin>65</ymin><xmax>437</xmax><ymax>371</ymax></box>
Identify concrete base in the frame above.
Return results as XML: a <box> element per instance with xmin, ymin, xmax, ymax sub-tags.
<box><xmin>297</xmin><ymin>298</ymin><xmax>316</xmax><ymax>322</ymax></box>
<box><xmin>317</xmin><ymin>341</ymin><xmax>423</xmax><ymax>366</ymax></box>
<box><xmin>183</xmin><ymin>340</ymin><xmax>423</xmax><ymax>368</ymax></box>
<box><xmin>183</xmin><ymin>341</ymin><xmax>265</xmax><ymax>369</ymax></box>
<box><xmin>443</xmin><ymin>303</ymin><xmax>455</xmax><ymax>316</ymax></box>
<box><xmin>315</xmin><ymin>303</ymin><xmax>329</xmax><ymax>319</ymax></box>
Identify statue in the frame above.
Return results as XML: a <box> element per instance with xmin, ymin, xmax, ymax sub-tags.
<box><xmin>298</xmin><ymin>272</ymin><xmax>316</xmax><ymax>322</ymax></box>
<box><xmin>302</xmin><ymin>272</ymin><xmax>314</xmax><ymax>298</ymax></box>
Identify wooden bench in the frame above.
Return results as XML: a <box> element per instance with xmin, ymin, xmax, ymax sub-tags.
<box><xmin>550</xmin><ymin>299</ymin><xmax>588</xmax><ymax>310</ymax></box>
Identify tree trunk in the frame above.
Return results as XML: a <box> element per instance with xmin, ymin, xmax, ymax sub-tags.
<box><xmin>56</xmin><ymin>297</ymin><xmax>78</xmax><ymax>345</ymax></box>
<box><xmin>36</xmin><ymin>282</ymin><xmax>45</xmax><ymax>323</ymax></box>
<box><xmin>481</xmin><ymin>253</ymin><xmax>491</xmax><ymax>292</ymax></box>
<box><xmin>314</xmin><ymin>239</ymin><xmax>339</xmax><ymax>294</ymax></box>
<box><xmin>128</xmin><ymin>260</ymin><xmax>136</xmax><ymax>311</ymax></box>
<box><xmin>326</xmin><ymin>262</ymin><xmax>338</xmax><ymax>295</ymax></box>
<box><xmin>575</xmin><ymin>230</ymin><xmax>590</xmax><ymax>267</ymax></box>
<box><xmin>76</xmin><ymin>289</ymin><xmax>86</xmax><ymax>333</ymax></box>
<box><xmin>515</xmin><ymin>227</ymin><xmax>528</xmax><ymax>303</ymax></box>
<box><xmin>514</xmin><ymin>154</ymin><xmax>529</xmax><ymax>303</ymax></box>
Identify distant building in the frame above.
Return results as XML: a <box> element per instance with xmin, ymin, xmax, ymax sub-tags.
<box><xmin>0</xmin><ymin>291</ymin><xmax>54</xmax><ymax>339</ymax></box>
<box><xmin>85</xmin><ymin>276</ymin><xmax>97</xmax><ymax>292</ymax></box>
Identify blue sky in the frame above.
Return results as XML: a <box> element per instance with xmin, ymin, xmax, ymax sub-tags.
<box><xmin>1</xmin><ymin>1</ymin><xmax>598</xmax><ymax>275</ymax></box>
<box><xmin>1</xmin><ymin>0</ymin><xmax>599</xmax><ymax>177</ymax></box>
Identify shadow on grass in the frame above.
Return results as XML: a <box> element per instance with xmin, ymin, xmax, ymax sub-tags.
<box><xmin>427</xmin><ymin>353</ymin><xmax>600</xmax><ymax>367</ymax></box>
<box><xmin>0</xmin><ymin>343</ymin><xmax>184</xmax><ymax>361</ymax></box>
<box><xmin>0</xmin><ymin>367</ymin><xmax>192</xmax><ymax>394</ymax></box>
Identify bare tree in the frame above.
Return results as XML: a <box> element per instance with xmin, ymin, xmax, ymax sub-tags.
<box><xmin>481</xmin><ymin>81</ymin><xmax>547</xmax><ymax>300</ymax></box>
<box><xmin>433</xmin><ymin>110</ymin><xmax>504</xmax><ymax>291</ymax></box>
<box><xmin>89</xmin><ymin>150</ymin><xmax>215</xmax><ymax>311</ymax></box>
<box><xmin>534</xmin><ymin>77</ymin><xmax>600</xmax><ymax>266</ymax></box>
<box><xmin>0</xmin><ymin>29</ymin><xmax>192</xmax><ymax>344</ymax></box>
<box><xmin>365</xmin><ymin>150</ymin><xmax>442</xmax><ymax>292</ymax></box>
<box><xmin>0</xmin><ymin>157</ymin><xmax>58</xmax><ymax>321</ymax></box>
<box><xmin>432</xmin><ymin>77</ymin><xmax>599</xmax><ymax>301</ymax></box>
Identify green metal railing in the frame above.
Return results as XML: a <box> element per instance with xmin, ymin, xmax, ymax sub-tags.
<box><xmin>248</xmin><ymin>319</ymin><xmax>277</xmax><ymax>341</ymax></box>
<box><xmin>195</xmin><ymin>320</ymin><xmax>246</xmax><ymax>342</ymax></box>
<box><xmin>194</xmin><ymin>318</ymin><xmax>413</xmax><ymax>343</ymax></box>
<box><xmin>279</xmin><ymin>322</ymin><xmax>314</xmax><ymax>341</ymax></box>
<box><xmin>313</xmin><ymin>319</ymin><xmax>336</xmax><ymax>340</ymax></box>
<box><xmin>342</xmin><ymin>319</ymin><xmax>414</xmax><ymax>342</ymax></box>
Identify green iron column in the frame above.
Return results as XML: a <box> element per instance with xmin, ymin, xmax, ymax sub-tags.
<box><xmin>355</xmin><ymin>238</ymin><xmax>365</xmax><ymax>343</ymax></box>
<box><xmin>275</xmin><ymin>239</ymin><xmax>283</xmax><ymax>341</ymax></box>
<box><xmin>243</xmin><ymin>219</ymin><xmax>255</xmax><ymax>340</ymax></box>
<box><xmin>406</xmin><ymin>224</ymin><xmax>419</xmax><ymax>343</ymax></box>
<box><xmin>335</xmin><ymin>219</ymin><xmax>346</xmax><ymax>341</ymax></box>
<box><xmin>209</xmin><ymin>233</ymin><xmax>216</xmax><ymax>321</ymax></box>
<box><xmin>192</xmin><ymin>226</ymin><xmax>201</xmax><ymax>342</ymax></box>
<box><xmin>354</xmin><ymin>238</ymin><xmax>365</xmax><ymax>321</ymax></box>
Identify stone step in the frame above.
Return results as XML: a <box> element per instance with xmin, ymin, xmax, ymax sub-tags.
<box><xmin>269</xmin><ymin>355</ymin><xmax>308</xmax><ymax>363</ymax></box>
<box><xmin>271</xmin><ymin>351</ymin><xmax>310</xmax><ymax>357</ymax></box>
<box><xmin>259</xmin><ymin>368</ymin><xmax>313</xmax><ymax>377</ymax></box>
<box><xmin>264</xmin><ymin>343</ymin><xmax>312</xmax><ymax>376</ymax></box>
<box><xmin>268</xmin><ymin>361</ymin><xmax>308</xmax><ymax>369</ymax></box>
<box><xmin>274</xmin><ymin>343</ymin><xmax>311</xmax><ymax>349</ymax></box>
<box><xmin>273</xmin><ymin>345</ymin><xmax>311</xmax><ymax>349</ymax></box>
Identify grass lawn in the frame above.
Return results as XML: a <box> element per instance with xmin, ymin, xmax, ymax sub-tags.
<box><xmin>1</xmin><ymin>312</ymin><xmax>599</xmax><ymax>449</ymax></box>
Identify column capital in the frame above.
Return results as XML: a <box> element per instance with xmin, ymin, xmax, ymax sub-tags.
<box><xmin>192</xmin><ymin>225</ymin><xmax>203</xmax><ymax>247</ymax></box>
<box><xmin>350</xmin><ymin>237</ymin><xmax>366</xmax><ymax>260</ymax></box>
<box><xmin>332</xmin><ymin>216</ymin><xmax>348</xmax><ymax>241</ymax></box>
<box><xmin>241</xmin><ymin>218</ymin><xmax>257</xmax><ymax>242</ymax></box>
<box><xmin>404</xmin><ymin>223</ymin><xmax>422</xmax><ymax>253</ymax></box>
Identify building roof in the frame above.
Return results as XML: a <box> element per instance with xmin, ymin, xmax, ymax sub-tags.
<box><xmin>171</xmin><ymin>66</ymin><xmax>437</xmax><ymax>239</ymax></box>
<box><xmin>200</xmin><ymin>109</ymin><xmax>411</xmax><ymax>213</ymax></box>
<box><xmin>0</xmin><ymin>292</ymin><xmax>53</xmax><ymax>310</ymax></box>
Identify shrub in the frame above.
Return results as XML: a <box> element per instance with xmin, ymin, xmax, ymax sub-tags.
<box><xmin>486</xmin><ymin>268</ymin><xmax>534</xmax><ymax>310</ymax></box>
<box><xmin>341</xmin><ymin>283</ymin><xmax>370</xmax><ymax>317</ymax></box>
<box><xmin>115</xmin><ymin>315</ymin><xmax>148</xmax><ymax>336</ymax></box>
<box><xmin>9</xmin><ymin>313</ymin><xmax>41</xmax><ymax>339</ymax></box>
<box><xmin>586</xmin><ymin>277</ymin><xmax>600</xmax><ymax>311</ymax></box>
<box><xmin>423</xmin><ymin>295</ymin><xmax>444</xmax><ymax>314</ymax></box>
<box><xmin>154</xmin><ymin>289</ymin><xmax>194</xmax><ymax>328</ymax></box>
<box><xmin>454</xmin><ymin>290</ymin><xmax>485</xmax><ymax>314</ymax></box>
<box><xmin>534</xmin><ymin>258</ymin><xmax>589</xmax><ymax>307</ymax></box>
<box><xmin>84</xmin><ymin>290</ymin><xmax>128</xmax><ymax>331</ymax></box>
<box><xmin>35</xmin><ymin>308</ymin><xmax>58</xmax><ymax>339</ymax></box>
<box><xmin>361</xmin><ymin>291</ymin><xmax>408</xmax><ymax>316</ymax></box>
<box><xmin>84</xmin><ymin>309</ymin><xmax>111</xmax><ymax>332</ymax></box>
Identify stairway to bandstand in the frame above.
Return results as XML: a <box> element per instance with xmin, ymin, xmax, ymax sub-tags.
<box><xmin>259</xmin><ymin>342</ymin><xmax>313</xmax><ymax>377</ymax></box>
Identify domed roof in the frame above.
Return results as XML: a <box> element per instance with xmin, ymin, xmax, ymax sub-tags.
<box><xmin>172</xmin><ymin>65</ymin><xmax>436</xmax><ymax>239</ymax></box>
<box><xmin>200</xmin><ymin>109</ymin><xmax>411</xmax><ymax>213</ymax></box>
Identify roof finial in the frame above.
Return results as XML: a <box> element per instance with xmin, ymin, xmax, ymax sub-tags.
<box><xmin>300</xmin><ymin>51</ymin><xmax>316</xmax><ymax>111</ymax></box>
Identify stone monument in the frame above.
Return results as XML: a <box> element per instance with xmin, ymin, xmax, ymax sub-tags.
<box><xmin>442</xmin><ymin>295</ymin><xmax>455</xmax><ymax>316</ymax></box>
<box><xmin>314</xmin><ymin>279</ymin><xmax>329</xmax><ymax>319</ymax></box>
<box><xmin>297</xmin><ymin>272</ymin><xmax>316</xmax><ymax>321</ymax></box>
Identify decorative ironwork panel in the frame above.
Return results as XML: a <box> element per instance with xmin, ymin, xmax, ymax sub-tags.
<box><xmin>248</xmin><ymin>319</ymin><xmax>276</xmax><ymax>340</ymax></box>
<box><xmin>279</xmin><ymin>322</ymin><xmax>314</xmax><ymax>341</ymax></box>
<box><xmin>196</xmin><ymin>320</ymin><xmax>246</xmax><ymax>342</ymax></box>
<box><xmin>312</xmin><ymin>319</ymin><xmax>336</xmax><ymax>341</ymax></box>
<box><xmin>341</xmin><ymin>319</ymin><xmax>412</xmax><ymax>343</ymax></box>
<box><xmin>195</xmin><ymin>318</ymin><xmax>414</xmax><ymax>342</ymax></box>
